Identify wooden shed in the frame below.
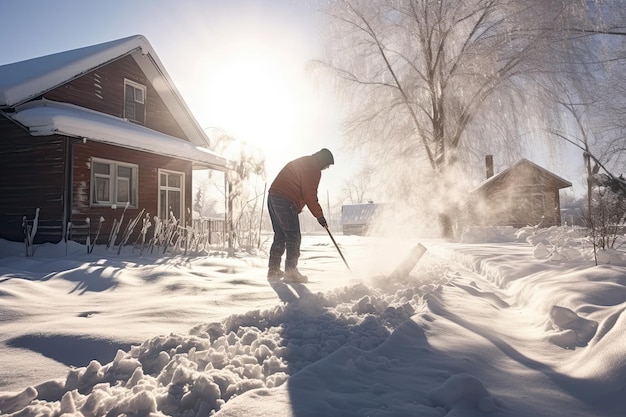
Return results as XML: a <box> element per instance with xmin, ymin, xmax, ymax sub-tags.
<box><xmin>466</xmin><ymin>158</ymin><xmax>572</xmax><ymax>228</ymax></box>
<box><xmin>0</xmin><ymin>35</ymin><xmax>231</xmax><ymax>245</ymax></box>
<box><xmin>341</xmin><ymin>203</ymin><xmax>385</xmax><ymax>235</ymax></box>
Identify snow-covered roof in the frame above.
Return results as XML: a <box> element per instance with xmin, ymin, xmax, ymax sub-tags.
<box><xmin>11</xmin><ymin>100</ymin><xmax>231</xmax><ymax>171</ymax></box>
<box><xmin>341</xmin><ymin>203</ymin><xmax>385</xmax><ymax>225</ymax></box>
<box><xmin>472</xmin><ymin>158</ymin><xmax>572</xmax><ymax>193</ymax></box>
<box><xmin>0</xmin><ymin>34</ymin><xmax>211</xmax><ymax>149</ymax></box>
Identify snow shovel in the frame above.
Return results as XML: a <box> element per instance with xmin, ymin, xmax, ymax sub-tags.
<box><xmin>325</xmin><ymin>226</ymin><xmax>351</xmax><ymax>270</ymax></box>
<box><xmin>388</xmin><ymin>243</ymin><xmax>427</xmax><ymax>280</ymax></box>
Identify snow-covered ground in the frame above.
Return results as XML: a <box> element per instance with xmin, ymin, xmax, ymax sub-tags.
<box><xmin>0</xmin><ymin>226</ymin><xmax>624</xmax><ymax>416</ymax></box>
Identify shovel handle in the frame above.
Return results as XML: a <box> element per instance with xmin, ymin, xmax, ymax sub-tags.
<box><xmin>325</xmin><ymin>226</ymin><xmax>351</xmax><ymax>271</ymax></box>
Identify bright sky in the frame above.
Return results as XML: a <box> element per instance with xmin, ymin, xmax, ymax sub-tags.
<box><xmin>1</xmin><ymin>0</ymin><xmax>359</xmax><ymax>202</ymax></box>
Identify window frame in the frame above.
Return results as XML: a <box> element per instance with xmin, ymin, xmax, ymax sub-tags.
<box><xmin>123</xmin><ymin>79</ymin><xmax>147</xmax><ymax>125</ymax></box>
<box><xmin>158</xmin><ymin>169</ymin><xmax>185</xmax><ymax>225</ymax></box>
<box><xmin>90</xmin><ymin>158</ymin><xmax>139</xmax><ymax>208</ymax></box>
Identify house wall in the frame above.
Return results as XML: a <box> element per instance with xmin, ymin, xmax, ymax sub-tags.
<box><xmin>0</xmin><ymin>116</ymin><xmax>68</xmax><ymax>242</ymax></box>
<box><xmin>0</xmin><ymin>121</ymin><xmax>194</xmax><ymax>244</ymax></box>
<box><xmin>480</xmin><ymin>187</ymin><xmax>561</xmax><ymax>228</ymax></box>
<box><xmin>1</xmin><ymin>52</ymin><xmax>204</xmax><ymax>245</ymax></box>
<box><xmin>44</xmin><ymin>55</ymin><xmax>189</xmax><ymax>141</ymax></box>
<box><xmin>468</xmin><ymin>166</ymin><xmax>564</xmax><ymax>228</ymax></box>
<box><xmin>71</xmin><ymin>140</ymin><xmax>193</xmax><ymax>244</ymax></box>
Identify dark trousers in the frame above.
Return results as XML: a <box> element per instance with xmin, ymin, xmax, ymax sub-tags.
<box><xmin>267</xmin><ymin>193</ymin><xmax>301</xmax><ymax>270</ymax></box>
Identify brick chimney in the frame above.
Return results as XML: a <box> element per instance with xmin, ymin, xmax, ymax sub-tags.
<box><xmin>486</xmin><ymin>155</ymin><xmax>494</xmax><ymax>179</ymax></box>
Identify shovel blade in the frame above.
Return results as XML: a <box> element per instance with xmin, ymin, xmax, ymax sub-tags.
<box><xmin>388</xmin><ymin>243</ymin><xmax>427</xmax><ymax>280</ymax></box>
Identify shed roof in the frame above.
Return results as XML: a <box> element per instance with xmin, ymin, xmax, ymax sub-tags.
<box><xmin>472</xmin><ymin>158</ymin><xmax>572</xmax><ymax>193</ymax></box>
<box><xmin>341</xmin><ymin>203</ymin><xmax>385</xmax><ymax>225</ymax></box>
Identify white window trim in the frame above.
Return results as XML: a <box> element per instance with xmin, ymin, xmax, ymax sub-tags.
<box><xmin>90</xmin><ymin>158</ymin><xmax>139</xmax><ymax>208</ymax></box>
<box><xmin>123</xmin><ymin>79</ymin><xmax>146</xmax><ymax>122</ymax></box>
<box><xmin>158</xmin><ymin>169</ymin><xmax>185</xmax><ymax>225</ymax></box>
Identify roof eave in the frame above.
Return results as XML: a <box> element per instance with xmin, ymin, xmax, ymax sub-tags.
<box><xmin>11</xmin><ymin>100</ymin><xmax>232</xmax><ymax>171</ymax></box>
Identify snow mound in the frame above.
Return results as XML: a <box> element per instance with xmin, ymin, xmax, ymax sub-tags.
<box><xmin>430</xmin><ymin>373</ymin><xmax>496</xmax><ymax>412</ymax></box>
<box><xmin>520</xmin><ymin>225</ymin><xmax>626</xmax><ymax>265</ymax></box>
<box><xmin>547</xmin><ymin>305</ymin><xmax>598</xmax><ymax>348</ymax></box>
<box><xmin>0</xmin><ymin>277</ymin><xmax>438</xmax><ymax>417</ymax></box>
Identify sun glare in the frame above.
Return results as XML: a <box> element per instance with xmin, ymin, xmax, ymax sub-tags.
<box><xmin>207</xmin><ymin>49</ymin><xmax>299</xmax><ymax>149</ymax></box>
<box><xmin>170</xmin><ymin>4</ymin><xmax>347</xmax><ymax>188</ymax></box>
<box><xmin>191</xmin><ymin>36</ymin><xmax>326</xmax><ymax>183</ymax></box>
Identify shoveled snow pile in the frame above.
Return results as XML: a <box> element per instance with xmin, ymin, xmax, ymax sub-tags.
<box><xmin>0</xmin><ymin>226</ymin><xmax>624</xmax><ymax>417</ymax></box>
<box><xmin>0</xmin><ymin>269</ymin><xmax>440</xmax><ymax>416</ymax></box>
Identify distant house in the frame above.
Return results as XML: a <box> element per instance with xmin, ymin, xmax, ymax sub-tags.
<box><xmin>0</xmin><ymin>35</ymin><xmax>231</xmax><ymax>244</ymax></box>
<box><xmin>341</xmin><ymin>203</ymin><xmax>385</xmax><ymax>235</ymax></box>
<box><xmin>466</xmin><ymin>157</ymin><xmax>572</xmax><ymax>228</ymax></box>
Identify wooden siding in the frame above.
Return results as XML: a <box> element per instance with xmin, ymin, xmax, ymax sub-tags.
<box><xmin>1</xmin><ymin>50</ymin><xmax>207</xmax><ymax>245</ymax></box>
<box><xmin>71</xmin><ymin>140</ymin><xmax>193</xmax><ymax>245</ymax></box>
<box><xmin>468</xmin><ymin>164</ymin><xmax>564</xmax><ymax>228</ymax></box>
<box><xmin>479</xmin><ymin>187</ymin><xmax>561</xmax><ymax>228</ymax></box>
<box><xmin>0</xmin><ymin>116</ymin><xmax>67</xmax><ymax>242</ymax></box>
<box><xmin>0</xmin><ymin>118</ymin><xmax>194</xmax><ymax>244</ymax></box>
<box><xmin>43</xmin><ymin>55</ymin><xmax>190</xmax><ymax>141</ymax></box>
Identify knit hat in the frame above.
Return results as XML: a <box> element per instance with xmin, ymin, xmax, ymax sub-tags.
<box><xmin>314</xmin><ymin>148</ymin><xmax>334</xmax><ymax>167</ymax></box>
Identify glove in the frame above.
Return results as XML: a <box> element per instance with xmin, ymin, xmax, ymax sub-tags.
<box><xmin>317</xmin><ymin>216</ymin><xmax>328</xmax><ymax>228</ymax></box>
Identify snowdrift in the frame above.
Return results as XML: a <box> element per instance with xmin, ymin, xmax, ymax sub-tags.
<box><xmin>0</xmin><ymin>227</ymin><xmax>624</xmax><ymax>416</ymax></box>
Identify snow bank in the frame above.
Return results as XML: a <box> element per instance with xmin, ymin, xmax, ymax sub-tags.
<box><xmin>0</xmin><ymin>277</ymin><xmax>435</xmax><ymax>416</ymax></box>
<box><xmin>462</xmin><ymin>225</ymin><xmax>625</xmax><ymax>266</ymax></box>
<box><xmin>1</xmin><ymin>227</ymin><xmax>625</xmax><ymax>416</ymax></box>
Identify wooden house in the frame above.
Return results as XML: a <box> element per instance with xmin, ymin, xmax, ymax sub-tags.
<box><xmin>466</xmin><ymin>157</ymin><xmax>572</xmax><ymax>228</ymax></box>
<box><xmin>0</xmin><ymin>35</ymin><xmax>231</xmax><ymax>245</ymax></box>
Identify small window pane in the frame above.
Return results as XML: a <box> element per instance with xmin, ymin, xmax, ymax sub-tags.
<box><xmin>168</xmin><ymin>174</ymin><xmax>181</xmax><ymax>188</ymax></box>
<box><xmin>168</xmin><ymin>190</ymin><xmax>181</xmax><ymax>220</ymax></box>
<box><xmin>117</xmin><ymin>177</ymin><xmax>130</xmax><ymax>203</ymax></box>
<box><xmin>95</xmin><ymin>177</ymin><xmax>110</xmax><ymax>202</ymax></box>
<box><xmin>125</xmin><ymin>98</ymin><xmax>136</xmax><ymax>121</ymax></box>
<box><xmin>93</xmin><ymin>162</ymin><xmax>110</xmax><ymax>175</ymax></box>
<box><xmin>134</xmin><ymin>88</ymin><xmax>144</xmax><ymax>103</ymax></box>
<box><xmin>135</xmin><ymin>102</ymin><xmax>145</xmax><ymax>124</ymax></box>
<box><xmin>118</xmin><ymin>165</ymin><xmax>132</xmax><ymax>179</ymax></box>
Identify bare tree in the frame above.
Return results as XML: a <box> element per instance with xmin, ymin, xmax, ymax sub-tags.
<box><xmin>547</xmin><ymin>0</ymin><xmax>626</xmax><ymax>171</ymax></box>
<box><xmin>588</xmin><ymin>175</ymin><xmax>626</xmax><ymax>251</ymax></box>
<box><xmin>315</xmin><ymin>0</ymin><xmax>571</xmax><ymax>238</ymax></box>
<box><xmin>206</xmin><ymin>130</ymin><xmax>266</xmax><ymax>251</ymax></box>
<box><xmin>340</xmin><ymin>165</ymin><xmax>376</xmax><ymax>204</ymax></box>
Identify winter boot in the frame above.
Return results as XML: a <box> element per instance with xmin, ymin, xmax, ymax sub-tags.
<box><xmin>283</xmin><ymin>268</ymin><xmax>308</xmax><ymax>283</ymax></box>
<box><xmin>267</xmin><ymin>268</ymin><xmax>284</xmax><ymax>280</ymax></box>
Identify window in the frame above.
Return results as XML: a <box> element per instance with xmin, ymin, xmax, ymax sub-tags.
<box><xmin>91</xmin><ymin>159</ymin><xmax>138</xmax><ymax>207</ymax></box>
<box><xmin>124</xmin><ymin>79</ymin><xmax>146</xmax><ymax>124</ymax></box>
<box><xmin>158</xmin><ymin>169</ymin><xmax>185</xmax><ymax>223</ymax></box>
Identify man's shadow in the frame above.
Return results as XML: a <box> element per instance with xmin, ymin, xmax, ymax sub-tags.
<box><xmin>268</xmin><ymin>281</ymin><xmax>313</xmax><ymax>302</ymax></box>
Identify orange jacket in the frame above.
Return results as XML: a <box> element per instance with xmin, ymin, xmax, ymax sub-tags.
<box><xmin>269</xmin><ymin>155</ymin><xmax>324</xmax><ymax>218</ymax></box>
